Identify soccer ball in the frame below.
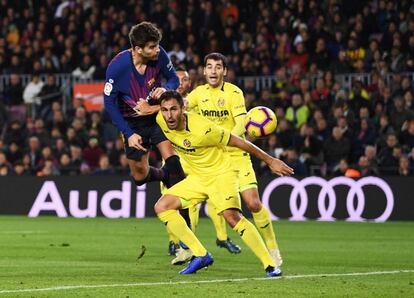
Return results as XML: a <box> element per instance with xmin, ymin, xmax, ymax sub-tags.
<box><xmin>245</xmin><ymin>106</ymin><xmax>277</xmax><ymax>137</ymax></box>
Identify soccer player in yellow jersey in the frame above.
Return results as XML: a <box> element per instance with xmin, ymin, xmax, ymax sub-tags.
<box><xmin>166</xmin><ymin>68</ymin><xmax>240</xmax><ymax>265</ymax></box>
<box><xmin>154</xmin><ymin>90</ymin><xmax>293</xmax><ymax>275</ymax></box>
<box><xmin>186</xmin><ymin>52</ymin><xmax>284</xmax><ymax>266</ymax></box>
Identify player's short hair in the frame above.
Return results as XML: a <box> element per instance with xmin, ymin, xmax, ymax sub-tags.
<box><xmin>159</xmin><ymin>90</ymin><xmax>184</xmax><ymax>107</ymax></box>
<box><xmin>175</xmin><ymin>66</ymin><xmax>187</xmax><ymax>72</ymax></box>
<box><xmin>129</xmin><ymin>22</ymin><xmax>162</xmax><ymax>48</ymax></box>
<box><xmin>204</xmin><ymin>52</ymin><xmax>227</xmax><ymax>68</ymax></box>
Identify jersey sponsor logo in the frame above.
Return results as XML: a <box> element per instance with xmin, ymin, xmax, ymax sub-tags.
<box><xmin>104</xmin><ymin>82</ymin><xmax>113</xmax><ymax>96</ymax></box>
<box><xmin>172</xmin><ymin>142</ymin><xmax>195</xmax><ymax>153</ymax></box>
<box><xmin>202</xmin><ymin>99</ymin><xmax>209</xmax><ymax>103</ymax></box>
<box><xmin>201</xmin><ymin>109</ymin><xmax>229</xmax><ymax>117</ymax></box>
<box><xmin>183</xmin><ymin>139</ymin><xmax>191</xmax><ymax>148</ymax></box>
<box><xmin>217</xmin><ymin>98</ymin><xmax>225</xmax><ymax>107</ymax></box>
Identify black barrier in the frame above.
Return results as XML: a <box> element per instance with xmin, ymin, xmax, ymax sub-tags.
<box><xmin>0</xmin><ymin>176</ymin><xmax>413</xmax><ymax>221</ymax></box>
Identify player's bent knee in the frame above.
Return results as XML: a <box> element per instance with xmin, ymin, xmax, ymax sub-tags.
<box><xmin>222</xmin><ymin>209</ymin><xmax>242</xmax><ymax>228</ymax></box>
<box><xmin>154</xmin><ymin>195</ymin><xmax>181</xmax><ymax>214</ymax></box>
<box><xmin>246</xmin><ymin>200</ymin><xmax>263</xmax><ymax>213</ymax></box>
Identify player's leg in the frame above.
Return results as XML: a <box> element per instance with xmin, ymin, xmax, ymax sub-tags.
<box><xmin>156</xmin><ymin>140</ymin><xmax>186</xmax><ymax>188</ymax></box>
<box><xmin>188</xmin><ymin>204</ymin><xmax>199</xmax><ymax>232</ymax></box>
<box><xmin>121</xmin><ymin>126</ymin><xmax>166</xmax><ymax>186</ymax></box>
<box><xmin>207</xmin><ymin>201</ymin><xmax>241</xmax><ymax>254</ymax></box>
<box><xmin>241</xmin><ymin>187</ymin><xmax>282</xmax><ymax>266</ymax></box>
<box><xmin>158</xmin><ymin>176</ymin><xmax>213</xmax><ymax>274</ymax></box>
<box><xmin>210</xmin><ymin>170</ymin><xmax>281</xmax><ymax>277</ymax></box>
<box><xmin>237</xmin><ymin>155</ymin><xmax>283</xmax><ymax>266</ymax></box>
<box><xmin>222</xmin><ymin>209</ymin><xmax>281</xmax><ymax>277</ymax></box>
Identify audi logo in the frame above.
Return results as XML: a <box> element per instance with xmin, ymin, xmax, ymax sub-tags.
<box><xmin>262</xmin><ymin>176</ymin><xmax>394</xmax><ymax>222</ymax></box>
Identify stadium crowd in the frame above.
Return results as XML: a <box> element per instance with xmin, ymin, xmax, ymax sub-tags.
<box><xmin>1</xmin><ymin>0</ymin><xmax>414</xmax><ymax>177</ymax></box>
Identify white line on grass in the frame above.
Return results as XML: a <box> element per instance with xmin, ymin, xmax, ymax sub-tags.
<box><xmin>0</xmin><ymin>231</ymin><xmax>47</xmax><ymax>234</ymax></box>
<box><xmin>1</xmin><ymin>269</ymin><xmax>413</xmax><ymax>294</ymax></box>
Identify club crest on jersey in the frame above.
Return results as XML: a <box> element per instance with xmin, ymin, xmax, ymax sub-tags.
<box><xmin>104</xmin><ymin>82</ymin><xmax>113</xmax><ymax>96</ymax></box>
<box><xmin>217</xmin><ymin>98</ymin><xmax>225</xmax><ymax>107</ymax></box>
<box><xmin>183</xmin><ymin>139</ymin><xmax>191</xmax><ymax>148</ymax></box>
<box><xmin>147</xmin><ymin>78</ymin><xmax>155</xmax><ymax>88</ymax></box>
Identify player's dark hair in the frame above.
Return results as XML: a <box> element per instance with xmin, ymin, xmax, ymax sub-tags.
<box><xmin>175</xmin><ymin>66</ymin><xmax>187</xmax><ymax>72</ymax></box>
<box><xmin>204</xmin><ymin>52</ymin><xmax>227</xmax><ymax>68</ymax></box>
<box><xmin>129</xmin><ymin>22</ymin><xmax>162</xmax><ymax>48</ymax></box>
<box><xmin>159</xmin><ymin>90</ymin><xmax>184</xmax><ymax>107</ymax></box>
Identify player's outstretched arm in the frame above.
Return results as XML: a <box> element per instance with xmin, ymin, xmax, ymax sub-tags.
<box><xmin>227</xmin><ymin>134</ymin><xmax>294</xmax><ymax>177</ymax></box>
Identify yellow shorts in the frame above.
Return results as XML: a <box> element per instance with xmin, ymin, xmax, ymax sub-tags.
<box><xmin>163</xmin><ymin>170</ymin><xmax>241</xmax><ymax>214</ymax></box>
<box><xmin>231</xmin><ymin>153</ymin><xmax>258</xmax><ymax>192</ymax></box>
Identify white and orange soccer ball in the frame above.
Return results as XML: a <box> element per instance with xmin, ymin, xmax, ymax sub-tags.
<box><xmin>245</xmin><ymin>106</ymin><xmax>277</xmax><ymax>138</ymax></box>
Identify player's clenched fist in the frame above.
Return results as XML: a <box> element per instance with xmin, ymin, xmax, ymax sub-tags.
<box><xmin>151</xmin><ymin>87</ymin><xmax>167</xmax><ymax>99</ymax></box>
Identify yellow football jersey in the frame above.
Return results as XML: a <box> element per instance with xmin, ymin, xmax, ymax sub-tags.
<box><xmin>187</xmin><ymin>82</ymin><xmax>247</xmax><ymax>156</ymax></box>
<box><xmin>156</xmin><ymin>111</ymin><xmax>232</xmax><ymax>176</ymax></box>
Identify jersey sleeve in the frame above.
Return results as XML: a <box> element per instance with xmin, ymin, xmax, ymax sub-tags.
<box><xmin>231</xmin><ymin>88</ymin><xmax>247</xmax><ymax>117</ymax></box>
<box><xmin>230</xmin><ymin>87</ymin><xmax>247</xmax><ymax>136</ymax></box>
<box><xmin>103</xmin><ymin>60</ymin><xmax>134</xmax><ymax>138</ymax></box>
<box><xmin>158</xmin><ymin>47</ymin><xmax>179</xmax><ymax>90</ymax></box>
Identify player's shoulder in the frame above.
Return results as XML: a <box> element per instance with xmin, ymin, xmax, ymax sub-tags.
<box><xmin>186</xmin><ymin>112</ymin><xmax>212</xmax><ymax>130</ymax></box>
<box><xmin>107</xmin><ymin>49</ymin><xmax>131</xmax><ymax>75</ymax></box>
<box><xmin>222</xmin><ymin>82</ymin><xmax>243</xmax><ymax>95</ymax></box>
<box><xmin>191</xmin><ymin>84</ymin><xmax>210</xmax><ymax>95</ymax></box>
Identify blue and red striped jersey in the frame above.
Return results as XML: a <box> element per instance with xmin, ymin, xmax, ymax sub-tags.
<box><xmin>103</xmin><ymin>46</ymin><xmax>179</xmax><ymax>138</ymax></box>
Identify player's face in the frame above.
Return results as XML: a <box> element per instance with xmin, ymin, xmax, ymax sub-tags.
<box><xmin>138</xmin><ymin>41</ymin><xmax>160</xmax><ymax>61</ymax></box>
<box><xmin>176</xmin><ymin>71</ymin><xmax>191</xmax><ymax>95</ymax></box>
<box><xmin>204</xmin><ymin>59</ymin><xmax>227</xmax><ymax>88</ymax></box>
<box><xmin>160</xmin><ymin>98</ymin><xmax>184</xmax><ymax>130</ymax></box>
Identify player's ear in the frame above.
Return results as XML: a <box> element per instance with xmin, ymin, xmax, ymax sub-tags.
<box><xmin>203</xmin><ymin>67</ymin><xmax>207</xmax><ymax>76</ymax></box>
<box><xmin>223</xmin><ymin>67</ymin><xmax>227</xmax><ymax>76</ymax></box>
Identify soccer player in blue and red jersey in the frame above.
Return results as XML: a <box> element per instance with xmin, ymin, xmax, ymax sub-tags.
<box><xmin>103</xmin><ymin>22</ymin><xmax>185</xmax><ymax>189</ymax></box>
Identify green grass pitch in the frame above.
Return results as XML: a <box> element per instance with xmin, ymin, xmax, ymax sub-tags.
<box><xmin>0</xmin><ymin>216</ymin><xmax>413</xmax><ymax>297</ymax></box>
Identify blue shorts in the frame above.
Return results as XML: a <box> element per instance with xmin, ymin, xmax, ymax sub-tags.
<box><xmin>122</xmin><ymin>119</ymin><xmax>167</xmax><ymax>160</ymax></box>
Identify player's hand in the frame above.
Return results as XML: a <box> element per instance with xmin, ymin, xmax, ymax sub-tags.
<box><xmin>134</xmin><ymin>100</ymin><xmax>155</xmax><ymax>116</ymax></box>
<box><xmin>268</xmin><ymin>158</ymin><xmax>294</xmax><ymax>177</ymax></box>
<box><xmin>128</xmin><ymin>133</ymin><xmax>147</xmax><ymax>152</ymax></box>
<box><xmin>151</xmin><ymin>87</ymin><xmax>167</xmax><ymax>100</ymax></box>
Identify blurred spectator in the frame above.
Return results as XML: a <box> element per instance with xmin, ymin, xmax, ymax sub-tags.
<box><xmin>378</xmin><ymin>133</ymin><xmax>400</xmax><ymax>174</ymax></box>
<box><xmin>72</xmin><ymin>54</ymin><xmax>96</xmax><ymax>80</ymax></box>
<box><xmin>23</xmin><ymin>73</ymin><xmax>44</xmax><ymax>117</ymax></box>
<box><xmin>323</xmin><ymin>126</ymin><xmax>351</xmax><ymax>169</ymax></box>
<box><xmin>92</xmin><ymin>154</ymin><xmax>115</xmax><ymax>175</ymax></box>
<box><xmin>82</xmin><ymin>137</ymin><xmax>104</xmax><ymax>170</ymax></box>
<box><xmin>398</xmin><ymin>155</ymin><xmax>412</xmax><ymax>176</ymax></box>
<box><xmin>285</xmin><ymin>93</ymin><xmax>309</xmax><ymax>129</ymax></box>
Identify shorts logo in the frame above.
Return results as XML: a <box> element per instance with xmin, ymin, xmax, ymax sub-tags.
<box><xmin>104</xmin><ymin>82</ymin><xmax>113</xmax><ymax>96</ymax></box>
<box><xmin>217</xmin><ymin>98</ymin><xmax>225</xmax><ymax>107</ymax></box>
<box><xmin>183</xmin><ymin>139</ymin><xmax>191</xmax><ymax>148</ymax></box>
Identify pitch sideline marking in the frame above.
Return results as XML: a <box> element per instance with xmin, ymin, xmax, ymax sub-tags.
<box><xmin>1</xmin><ymin>270</ymin><xmax>413</xmax><ymax>294</ymax></box>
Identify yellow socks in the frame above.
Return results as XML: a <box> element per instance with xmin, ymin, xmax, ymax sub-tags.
<box><xmin>233</xmin><ymin>217</ymin><xmax>275</xmax><ymax>269</ymax></box>
<box><xmin>252</xmin><ymin>207</ymin><xmax>278</xmax><ymax>250</ymax></box>
<box><xmin>166</xmin><ymin>226</ymin><xmax>179</xmax><ymax>244</ymax></box>
<box><xmin>189</xmin><ymin>204</ymin><xmax>200</xmax><ymax>233</ymax></box>
<box><xmin>207</xmin><ymin>202</ymin><xmax>228</xmax><ymax>240</ymax></box>
<box><xmin>158</xmin><ymin>210</ymin><xmax>207</xmax><ymax>256</ymax></box>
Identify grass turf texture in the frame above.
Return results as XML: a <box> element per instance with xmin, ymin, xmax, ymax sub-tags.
<box><xmin>0</xmin><ymin>216</ymin><xmax>413</xmax><ymax>297</ymax></box>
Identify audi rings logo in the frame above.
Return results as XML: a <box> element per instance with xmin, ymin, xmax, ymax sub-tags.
<box><xmin>262</xmin><ymin>176</ymin><xmax>394</xmax><ymax>222</ymax></box>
